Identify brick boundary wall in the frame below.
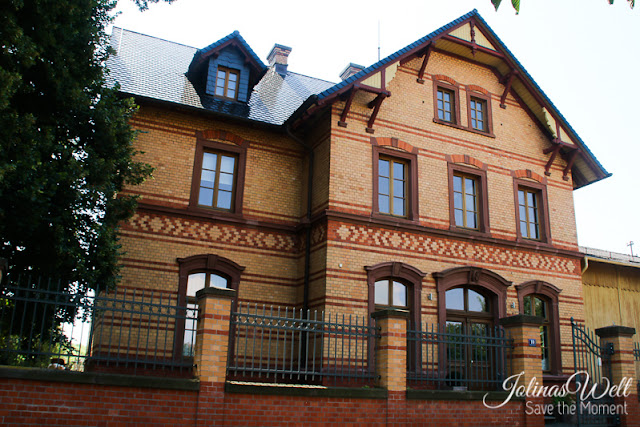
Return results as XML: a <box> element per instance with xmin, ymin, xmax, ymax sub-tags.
<box><xmin>0</xmin><ymin>373</ymin><xmax>526</xmax><ymax>426</ymax></box>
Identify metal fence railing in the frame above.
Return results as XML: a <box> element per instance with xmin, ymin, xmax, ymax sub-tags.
<box><xmin>0</xmin><ymin>273</ymin><xmax>197</xmax><ymax>377</ymax></box>
<box><xmin>227</xmin><ymin>303</ymin><xmax>378</xmax><ymax>386</ymax></box>
<box><xmin>406</xmin><ymin>322</ymin><xmax>512</xmax><ymax>391</ymax></box>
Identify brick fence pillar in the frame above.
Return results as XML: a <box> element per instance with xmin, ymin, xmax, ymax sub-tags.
<box><xmin>194</xmin><ymin>286</ymin><xmax>236</xmax><ymax>426</ymax></box>
<box><xmin>500</xmin><ymin>314</ymin><xmax>545</xmax><ymax>427</ymax></box>
<box><xmin>596</xmin><ymin>325</ymin><xmax>639</xmax><ymax>427</ymax></box>
<box><xmin>372</xmin><ymin>308</ymin><xmax>409</xmax><ymax>425</ymax></box>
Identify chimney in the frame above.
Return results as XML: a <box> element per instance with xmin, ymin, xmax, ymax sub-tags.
<box><xmin>339</xmin><ymin>63</ymin><xmax>365</xmax><ymax>81</ymax></box>
<box><xmin>267</xmin><ymin>44</ymin><xmax>292</xmax><ymax>76</ymax></box>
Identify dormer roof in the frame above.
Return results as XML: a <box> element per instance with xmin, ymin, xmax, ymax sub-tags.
<box><xmin>188</xmin><ymin>30</ymin><xmax>266</xmax><ymax>76</ymax></box>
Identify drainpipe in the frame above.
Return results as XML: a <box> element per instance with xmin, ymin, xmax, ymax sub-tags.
<box><xmin>581</xmin><ymin>257</ymin><xmax>589</xmax><ymax>275</ymax></box>
<box><xmin>285</xmin><ymin>125</ymin><xmax>313</xmax><ymax>314</ymax></box>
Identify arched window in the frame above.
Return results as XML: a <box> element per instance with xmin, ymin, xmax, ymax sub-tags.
<box><xmin>176</xmin><ymin>254</ymin><xmax>244</xmax><ymax>358</ymax></box>
<box><xmin>434</xmin><ymin>266</ymin><xmax>511</xmax><ymax>328</ymax></box>
<box><xmin>517</xmin><ymin>281</ymin><xmax>561</xmax><ymax>375</ymax></box>
<box><xmin>434</xmin><ymin>267</ymin><xmax>511</xmax><ymax>389</ymax></box>
<box><xmin>365</xmin><ymin>262</ymin><xmax>426</xmax><ymax>328</ymax></box>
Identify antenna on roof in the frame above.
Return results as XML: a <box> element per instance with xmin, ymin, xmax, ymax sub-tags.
<box><xmin>377</xmin><ymin>20</ymin><xmax>381</xmax><ymax>61</ymax></box>
<box><xmin>628</xmin><ymin>241</ymin><xmax>635</xmax><ymax>257</ymax></box>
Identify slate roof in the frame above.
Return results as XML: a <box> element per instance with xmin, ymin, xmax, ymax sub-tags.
<box><xmin>106</xmin><ymin>27</ymin><xmax>334</xmax><ymax>126</ymax></box>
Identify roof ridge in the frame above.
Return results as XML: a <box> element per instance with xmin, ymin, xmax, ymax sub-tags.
<box><xmin>110</xmin><ymin>26</ymin><xmax>198</xmax><ymax>50</ymax></box>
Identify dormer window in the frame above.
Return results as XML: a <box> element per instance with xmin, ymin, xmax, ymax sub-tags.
<box><xmin>215</xmin><ymin>66</ymin><xmax>239</xmax><ymax>100</ymax></box>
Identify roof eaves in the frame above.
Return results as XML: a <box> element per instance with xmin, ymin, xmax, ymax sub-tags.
<box><xmin>471</xmin><ymin>13</ymin><xmax>610</xmax><ymax>183</ymax></box>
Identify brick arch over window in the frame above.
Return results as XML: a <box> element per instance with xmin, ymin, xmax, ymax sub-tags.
<box><xmin>516</xmin><ymin>280</ymin><xmax>562</xmax><ymax>375</ymax></box>
<box><xmin>177</xmin><ymin>254</ymin><xmax>245</xmax><ymax>304</ymax></box>
<box><xmin>370</xmin><ymin>137</ymin><xmax>418</xmax><ymax>154</ymax></box>
<box><xmin>197</xmin><ymin>129</ymin><xmax>249</xmax><ymax>148</ymax></box>
<box><xmin>365</xmin><ymin>261</ymin><xmax>426</xmax><ymax>327</ymax></box>
<box><xmin>446</xmin><ymin>154</ymin><xmax>487</xmax><ymax>171</ymax></box>
<box><xmin>433</xmin><ymin>266</ymin><xmax>511</xmax><ymax>327</ymax></box>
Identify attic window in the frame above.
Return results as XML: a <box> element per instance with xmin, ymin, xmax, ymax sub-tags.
<box><xmin>215</xmin><ymin>66</ymin><xmax>239</xmax><ymax>100</ymax></box>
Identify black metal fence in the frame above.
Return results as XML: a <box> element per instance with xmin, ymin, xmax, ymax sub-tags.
<box><xmin>406</xmin><ymin>322</ymin><xmax>512</xmax><ymax>391</ymax></box>
<box><xmin>227</xmin><ymin>303</ymin><xmax>378</xmax><ymax>386</ymax></box>
<box><xmin>571</xmin><ymin>318</ymin><xmax>617</xmax><ymax>426</ymax></box>
<box><xmin>0</xmin><ymin>273</ymin><xmax>197</xmax><ymax>377</ymax></box>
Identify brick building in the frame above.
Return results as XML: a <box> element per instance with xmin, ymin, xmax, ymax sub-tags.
<box><xmin>107</xmin><ymin>9</ymin><xmax>609</xmax><ymax>386</ymax></box>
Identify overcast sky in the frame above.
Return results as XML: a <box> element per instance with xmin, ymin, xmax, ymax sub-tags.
<box><xmin>111</xmin><ymin>0</ymin><xmax>640</xmax><ymax>256</ymax></box>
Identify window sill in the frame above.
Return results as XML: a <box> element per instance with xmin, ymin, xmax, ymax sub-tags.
<box><xmin>187</xmin><ymin>205</ymin><xmax>242</xmax><ymax>219</ymax></box>
<box><xmin>449</xmin><ymin>225</ymin><xmax>491</xmax><ymax>238</ymax></box>
<box><xmin>515</xmin><ymin>236</ymin><xmax>553</xmax><ymax>249</ymax></box>
<box><xmin>433</xmin><ymin>118</ymin><xmax>495</xmax><ymax>138</ymax></box>
<box><xmin>371</xmin><ymin>212</ymin><xmax>420</xmax><ymax>226</ymax></box>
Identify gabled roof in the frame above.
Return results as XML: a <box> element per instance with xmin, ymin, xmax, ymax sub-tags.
<box><xmin>106</xmin><ymin>28</ymin><xmax>334</xmax><ymax>126</ymax></box>
<box><xmin>294</xmin><ymin>9</ymin><xmax>608</xmax><ymax>189</ymax></box>
<box><xmin>188</xmin><ymin>30</ymin><xmax>266</xmax><ymax>75</ymax></box>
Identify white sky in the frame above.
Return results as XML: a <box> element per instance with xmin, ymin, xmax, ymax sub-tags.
<box><xmin>111</xmin><ymin>0</ymin><xmax>640</xmax><ymax>256</ymax></box>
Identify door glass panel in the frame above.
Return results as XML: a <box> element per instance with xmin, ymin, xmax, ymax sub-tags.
<box><xmin>187</xmin><ymin>273</ymin><xmax>207</xmax><ymax>297</ymax></box>
<box><xmin>468</xmin><ymin>290</ymin><xmax>487</xmax><ymax>312</ymax></box>
<box><xmin>392</xmin><ymin>281</ymin><xmax>406</xmax><ymax>307</ymax></box>
<box><xmin>446</xmin><ymin>288</ymin><xmax>464</xmax><ymax>310</ymax></box>
<box><xmin>374</xmin><ymin>280</ymin><xmax>389</xmax><ymax>305</ymax></box>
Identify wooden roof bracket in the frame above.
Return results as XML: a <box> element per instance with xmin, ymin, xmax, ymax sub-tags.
<box><xmin>543</xmin><ymin>143</ymin><xmax>562</xmax><ymax>176</ymax></box>
<box><xmin>366</xmin><ymin>93</ymin><xmax>388</xmax><ymax>134</ymax></box>
<box><xmin>562</xmin><ymin>149</ymin><xmax>580</xmax><ymax>181</ymax></box>
<box><xmin>417</xmin><ymin>43</ymin><xmax>433</xmax><ymax>84</ymax></box>
<box><xmin>500</xmin><ymin>71</ymin><xmax>517</xmax><ymax>109</ymax></box>
<box><xmin>470</xmin><ymin>22</ymin><xmax>477</xmax><ymax>57</ymax></box>
<box><xmin>338</xmin><ymin>85</ymin><xmax>358</xmax><ymax>128</ymax></box>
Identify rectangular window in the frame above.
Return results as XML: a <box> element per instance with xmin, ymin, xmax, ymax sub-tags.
<box><xmin>437</xmin><ymin>88</ymin><xmax>455</xmax><ymax>123</ymax></box>
<box><xmin>372</xmin><ymin>144</ymin><xmax>418</xmax><ymax>221</ymax></box>
<box><xmin>469</xmin><ymin>98</ymin><xmax>486</xmax><ymax>131</ymax></box>
<box><xmin>453</xmin><ymin>174</ymin><xmax>478</xmax><ymax>230</ymax></box>
<box><xmin>198</xmin><ymin>151</ymin><xmax>237</xmax><ymax>210</ymax></box>
<box><xmin>215</xmin><ymin>66</ymin><xmax>239</xmax><ymax>100</ymax></box>
<box><xmin>448</xmin><ymin>162</ymin><xmax>489</xmax><ymax>234</ymax></box>
<box><xmin>378</xmin><ymin>157</ymin><xmax>407</xmax><ymax>217</ymax></box>
<box><xmin>518</xmin><ymin>188</ymin><xmax>540</xmax><ymax>240</ymax></box>
<box><xmin>190</xmin><ymin>135</ymin><xmax>247</xmax><ymax>215</ymax></box>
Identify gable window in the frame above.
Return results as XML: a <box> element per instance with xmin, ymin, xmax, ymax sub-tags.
<box><xmin>517</xmin><ymin>281</ymin><xmax>561</xmax><ymax>375</ymax></box>
<box><xmin>372</xmin><ymin>144</ymin><xmax>419</xmax><ymax>222</ymax></box>
<box><xmin>190</xmin><ymin>134</ymin><xmax>248</xmax><ymax>215</ymax></box>
<box><xmin>469</xmin><ymin>98</ymin><xmax>486</xmax><ymax>131</ymax></box>
<box><xmin>215</xmin><ymin>66</ymin><xmax>239</xmax><ymax>100</ymax></box>
<box><xmin>432</xmin><ymin>77</ymin><xmax>461</xmax><ymax>127</ymax></box>
<box><xmin>513</xmin><ymin>178</ymin><xmax>550</xmax><ymax>244</ymax></box>
<box><xmin>378</xmin><ymin>157</ymin><xmax>407</xmax><ymax>217</ymax></box>
<box><xmin>437</xmin><ymin>88</ymin><xmax>456</xmax><ymax>123</ymax></box>
<box><xmin>448</xmin><ymin>162</ymin><xmax>489</xmax><ymax>234</ymax></box>
<box><xmin>198</xmin><ymin>151</ymin><xmax>237</xmax><ymax>210</ymax></box>
<box><xmin>465</xmin><ymin>89</ymin><xmax>494</xmax><ymax>136</ymax></box>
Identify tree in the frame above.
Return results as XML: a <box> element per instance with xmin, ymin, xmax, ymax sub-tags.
<box><xmin>0</xmin><ymin>0</ymin><xmax>171</xmax><ymax>291</ymax></box>
<box><xmin>491</xmin><ymin>0</ymin><xmax>634</xmax><ymax>14</ymax></box>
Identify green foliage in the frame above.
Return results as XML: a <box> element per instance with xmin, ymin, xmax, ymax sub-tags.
<box><xmin>491</xmin><ymin>0</ymin><xmax>634</xmax><ymax>13</ymax></box>
<box><xmin>0</xmin><ymin>0</ymin><xmax>160</xmax><ymax>291</ymax></box>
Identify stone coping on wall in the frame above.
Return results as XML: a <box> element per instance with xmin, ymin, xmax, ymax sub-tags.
<box><xmin>0</xmin><ymin>366</ymin><xmax>200</xmax><ymax>391</ymax></box>
<box><xmin>225</xmin><ymin>381</ymin><xmax>387</xmax><ymax>399</ymax></box>
<box><xmin>406</xmin><ymin>389</ymin><xmax>524</xmax><ymax>401</ymax></box>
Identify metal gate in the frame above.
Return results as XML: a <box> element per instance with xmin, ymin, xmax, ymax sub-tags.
<box><xmin>571</xmin><ymin>318</ymin><xmax>618</xmax><ymax>427</ymax></box>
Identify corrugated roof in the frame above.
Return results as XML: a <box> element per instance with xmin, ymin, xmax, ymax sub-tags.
<box><xmin>106</xmin><ymin>27</ymin><xmax>334</xmax><ymax>126</ymax></box>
